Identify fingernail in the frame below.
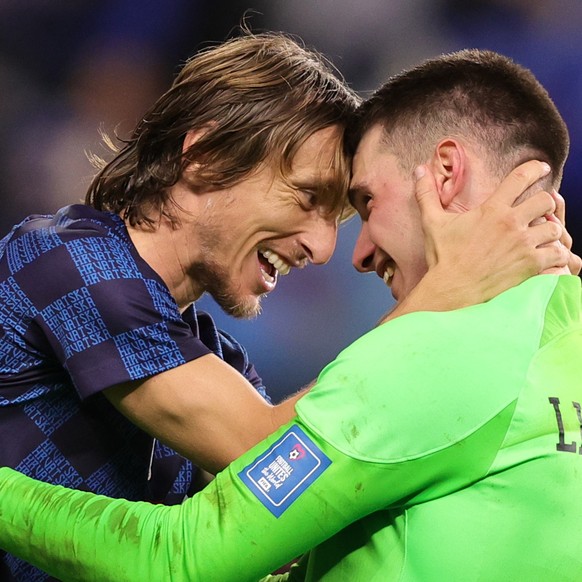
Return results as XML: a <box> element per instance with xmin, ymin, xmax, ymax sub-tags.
<box><xmin>414</xmin><ymin>165</ymin><xmax>426</xmax><ymax>180</ymax></box>
<box><xmin>541</xmin><ymin>162</ymin><xmax>551</xmax><ymax>175</ymax></box>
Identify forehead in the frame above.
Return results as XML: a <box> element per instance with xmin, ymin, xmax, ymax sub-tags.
<box><xmin>290</xmin><ymin>125</ymin><xmax>343</xmax><ymax>178</ymax></box>
<box><xmin>350</xmin><ymin>124</ymin><xmax>393</xmax><ymax>190</ymax></box>
<box><xmin>287</xmin><ymin>125</ymin><xmax>353</xmax><ymax>218</ymax></box>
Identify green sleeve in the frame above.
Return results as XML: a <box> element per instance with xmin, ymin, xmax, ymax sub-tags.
<box><xmin>0</xmin><ymin>420</ymin><xmax>397</xmax><ymax>582</ymax></box>
<box><xmin>0</xmin><ymin>400</ymin><xmax>511</xmax><ymax>582</ymax></box>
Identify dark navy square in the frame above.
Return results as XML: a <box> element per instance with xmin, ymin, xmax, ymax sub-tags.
<box><xmin>14</xmin><ymin>244</ymin><xmax>84</xmax><ymax>311</ymax></box>
<box><xmin>66</xmin><ymin>339</ymin><xmax>131</xmax><ymax>398</ymax></box>
<box><xmin>89</xmin><ymin>278</ymin><xmax>161</xmax><ymax>336</ymax></box>
<box><xmin>239</xmin><ymin>425</ymin><xmax>331</xmax><ymax>518</ymax></box>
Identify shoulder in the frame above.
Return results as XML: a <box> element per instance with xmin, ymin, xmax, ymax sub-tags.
<box><xmin>296</xmin><ymin>279</ymin><xmax>557</xmax><ymax>462</ymax></box>
<box><xmin>0</xmin><ymin>205</ymin><xmax>135</xmax><ymax>278</ymax></box>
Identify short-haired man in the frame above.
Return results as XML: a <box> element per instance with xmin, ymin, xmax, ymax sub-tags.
<box><xmin>0</xmin><ymin>49</ymin><xmax>580</xmax><ymax>581</ymax></box>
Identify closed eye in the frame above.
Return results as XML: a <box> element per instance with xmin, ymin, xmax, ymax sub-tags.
<box><xmin>300</xmin><ymin>189</ymin><xmax>319</xmax><ymax>209</ymax></box>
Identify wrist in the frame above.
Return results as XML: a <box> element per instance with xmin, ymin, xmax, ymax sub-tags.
<box><xmin>382</xmin><ymin>265</ymin><xmax>476</xmax><ymax>325</ymax></box>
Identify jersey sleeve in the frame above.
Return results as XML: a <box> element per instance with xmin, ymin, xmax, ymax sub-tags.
<box><xmin>11</xmin><ymin>230</ymin><xmax>211</xmax><ymax>398</ymax></box>
<box><xmin>0</xmin><ymin>395</ymin><xmax>513</xmax><ymax>582</ymax></box>
<box><xmin>0</xmin><ymin>425</ymin><xmax>368</xmax><ymax>582</ymax></box>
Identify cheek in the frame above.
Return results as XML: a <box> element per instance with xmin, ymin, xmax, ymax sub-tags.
<box><xmin>370</xmin><ymin>208</ymin><xmax>409</xmax><ymax>245</ymax></box>
<box><xmin>367</xmin><ymin>219</ymin><xmax>392</xmax><ymax>251</ymax></box>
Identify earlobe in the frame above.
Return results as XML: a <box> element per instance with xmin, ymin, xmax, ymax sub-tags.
<box><xmin>183</xmin><ymin>128</ymin><xmax>206</xmax><ymax>154</ymax></box>
<box><xmin>431</xmin><ymin>139</ymin><xmax>466</xmax><ymax>208</ymax></box>
<box><xmin>182</xmin><ymin>123</ymin><xmax>216</xmax><ymax>154</ymax></box>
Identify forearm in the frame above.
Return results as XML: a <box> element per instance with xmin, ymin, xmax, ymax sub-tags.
<box><xmin>107</xmin><ymin>354</ymin><xmax>294</xmax><ymax>474</ymax></box>
<box><xmin>0</xmin><ymin>466</ymin><xmax>221</xmax><ymax>582</ymax></box>
<box><xmin>0</xmin><ymin>420</ymin><xmax>388</xmax><ymax>582</ymax></box>
<box><xmin>0</xmin><ymin>467</ymin><xmax>166</xmax><ymax>582</ymax></box>
<box><xmin>1</xmin><ymin>433</ymin><xmax>303</xmax><ymax>582</ymax></box>
<box><xmin>380</xmin><ymin>264</ymin><xmax>478</xmax><ymax>324</ymax></box>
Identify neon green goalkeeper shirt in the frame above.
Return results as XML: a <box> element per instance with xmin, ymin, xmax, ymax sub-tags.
<box><xmin>1</xmin><ymin>275</ymin><xmax>581</xmax><ymax>581</ymax></box>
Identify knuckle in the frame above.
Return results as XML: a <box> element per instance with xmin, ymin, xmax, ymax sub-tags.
<box><xmin>509</xmin><ymin>165</ymin><xmax>529</xmax><ymax>182</ymax></box>
<box><xmin>547</xmin><ymin>221</ymin><xmax>562</xmax><ymax>240</ymax></box>
<box><xmin>533</xmin><ymin>190</ymin><xmax>554</xmax><ymax>213</ymax></box>
<box><xmin>557</xmin><ymin>244</ymin><xmax>570</xmax><ymax>266</ymax></box>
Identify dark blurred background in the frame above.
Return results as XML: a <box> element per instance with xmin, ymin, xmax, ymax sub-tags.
<box><xmin>1</xmin><ymin>0</ymin><xmax>580</xmax><ymax>401</ymax></box>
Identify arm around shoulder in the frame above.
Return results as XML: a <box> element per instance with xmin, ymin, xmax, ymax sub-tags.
<box><xmin>105</xmin><ymin>353</ymin><xmax>303</xmax><ymax>474</ymax></box>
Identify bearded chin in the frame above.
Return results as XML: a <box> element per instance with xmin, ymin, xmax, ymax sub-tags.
<box><xmin>214</xmin><ymin>289</ymin><xmax>264</xmax><ymax>319</ymax></box>
<box><xmin>191</xmin><ymin>260</ymin><xmax>264</xmax><ymax>319</ymax></box>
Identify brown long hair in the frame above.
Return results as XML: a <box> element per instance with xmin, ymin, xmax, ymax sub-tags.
<box><xmin>86</xmin><ymin>31</ymin><xmax>361</xmax><ymax>227</ymax></box>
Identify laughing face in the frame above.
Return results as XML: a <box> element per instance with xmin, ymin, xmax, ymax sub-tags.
<box><xmin>181</xmin><ymin>125</ymin><xmax>346</xmax><ymax>318</ymax></box>
<box><xmin>349</xmin><ymin>123</ymin><xmax>429</xmax><ymax>302</ymax></box>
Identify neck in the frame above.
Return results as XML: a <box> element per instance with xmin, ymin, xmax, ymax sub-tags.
<box><xmin>126</xmin><ymin>218</ymin><xmax>203</xmax><ymax>309</ymax></box>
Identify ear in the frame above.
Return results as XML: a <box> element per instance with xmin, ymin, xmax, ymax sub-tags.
<box><xmin>181</xmin><ymin>124</ymin><xmax>215</xmax><ymax>183</ymax></box>
<box><xmin>182</xmin><ymin>126</ymin><xmax>211</xmax><ymax>154</ymax></box>
<box><xmin>429</xmin><ymin>139</ymin><xmax>468</xmax><ymax>209</ymax></box>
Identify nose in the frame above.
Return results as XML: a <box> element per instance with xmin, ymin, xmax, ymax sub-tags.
<box><xmin>301</xmin><ymin>215</ymin><xmax>338</xmax><ymax>265</ymax></box>
<box><xmin>352</xmin><ymin>222</ymin><xmax>376</xmax><ymax>273</ymax></box>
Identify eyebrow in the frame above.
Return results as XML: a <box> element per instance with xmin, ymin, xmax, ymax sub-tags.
<box><xmin>292</xmin><ymin>177</ymin><xmax>338</xmax><ymax>192</ymax></box>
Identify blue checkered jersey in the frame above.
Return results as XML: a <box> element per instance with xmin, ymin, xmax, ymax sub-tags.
<box><xmin>0</xmin><ymin>205</ymin><xmax>268</xmax><ymax>581</ymax></box>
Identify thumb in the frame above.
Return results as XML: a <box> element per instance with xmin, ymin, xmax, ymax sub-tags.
<box><xmin>414</xmin><ymin>165</ymin><xmax>443</xmax><ymax>225</ymax></box>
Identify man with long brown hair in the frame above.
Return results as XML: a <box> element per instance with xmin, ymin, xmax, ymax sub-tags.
<box><xmin>0</xmin><ymin>30</ymin><xmax>363</xmax><ymax>581</ymax></box>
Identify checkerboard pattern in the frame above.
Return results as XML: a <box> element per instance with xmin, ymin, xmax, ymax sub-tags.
<box><xmin>0</xmin><ymin>206</ymin><xmax>267</xmax><ymax>581</ymax></box>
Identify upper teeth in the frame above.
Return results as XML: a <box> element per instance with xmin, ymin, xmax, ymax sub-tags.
<box><xmin>261</xmin><ymin>250</ymin><xmax>291</xmax><ymax>276</ymax></box>
<box><xmin>383</xmin><ymin>265</ymin><xmax>394</xmax><ymax>286</ymax></box>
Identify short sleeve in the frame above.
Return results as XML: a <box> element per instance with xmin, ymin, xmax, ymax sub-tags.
<box><xmin>9</xmin><ymin>230</ymin><xmax>210</xmax><ymax>398</ymax></box>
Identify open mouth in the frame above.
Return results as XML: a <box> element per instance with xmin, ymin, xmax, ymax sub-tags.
<box><xmin>377</xmin><ymin>260</ymin><xmax>395</xmax><ymax>288</ymax></box>
<box><xmin>383</xmin><ymin>265</ymin><xmax>395</xmax><ymax>287</ymax></box>
<box><xmin>259</xmin><ymin>249</ymin><xmax>291</xmax><ymax>280</ymax></box>
<box><xmin>258</xmin><ymin>251</ymin><xmax>277</xmax><ymax>284</ymax></box>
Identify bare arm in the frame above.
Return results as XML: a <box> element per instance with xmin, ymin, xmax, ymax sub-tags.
<box><xmin>382</xmin><ymin>161</ymin><xmax>576</xmax><ymax>323</ymax></box>
<box><xmin>105</xmin><ymin>354</ymin><xmax>302</xmax><ymax>474</ymax></box>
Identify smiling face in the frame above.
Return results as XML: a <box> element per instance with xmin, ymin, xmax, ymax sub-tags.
<box><xmin>350</xmin><ymin>124</ymin><xmax>429</xmax><ymax>302</ymax></box>
<box><xmin>177</xmin><ymin>125</ymin><xmax>346</xmax><ymax>318</ymax></box>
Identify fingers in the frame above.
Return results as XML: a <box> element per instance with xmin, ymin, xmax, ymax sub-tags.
<box><xmin>534</xmin><ymin>242</ymin><xmax>570</xmax><ymax>273</ymax></box>
<box><xmin>414</xmin><ymin>165</ymin><xmax>442</xmax><ymax>223</ymax></box>
<box><xmin>513</xmin><ymin>190</ymin><xmax>556</xmax><ymax>226</ymax></box>
<box><xmin>548</xmin><ymin>189</ymin><xmax>574</xmax><ymax>251</ymax></box>
<box><xmin>489</xmin><ymin>160</ymin><xmax>551</xmax><ymax>207</ymax></box>
<box><xmin>549</xmin><ymin>213</ymin><xmax>574</xmax><ymax>251</ymax></box>
<box><xmin>527</xmin><ymin>219</ymin><xmax>564</xmax><ymax>249</ymax></box>
<box><xmin>526</xmin><ymin>214</ymin><xmax>580</xmax><ymax>275</ymax></box>
<box><xmin>552</xmin><ymin>190</ymin><xmax>566</xmax><ymax>226</ymax></box>
<box><xmin>568</xmin><ymin>251</ymin><xmax>582</xmax><ymax>276</ymax></box>
<box><xmin>546</xmin><ymin>190</ymin><xmax>575</xmax><ymax>252</ymax></box>
<box><xmin>561</xmin><ymin>228</ymin><xmax>574</xmax><ymax>253</ymax></box>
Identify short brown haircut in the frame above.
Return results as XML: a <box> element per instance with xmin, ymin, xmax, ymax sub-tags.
<box><xmin>347</xmin><ymin>49</ymin><xmax>569</xmax><ymax>189</ymax></box>
<box><xmin>86</xmin><ymin>32</ymin><xmax>361</xmax><ymax>226</ymax></box>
